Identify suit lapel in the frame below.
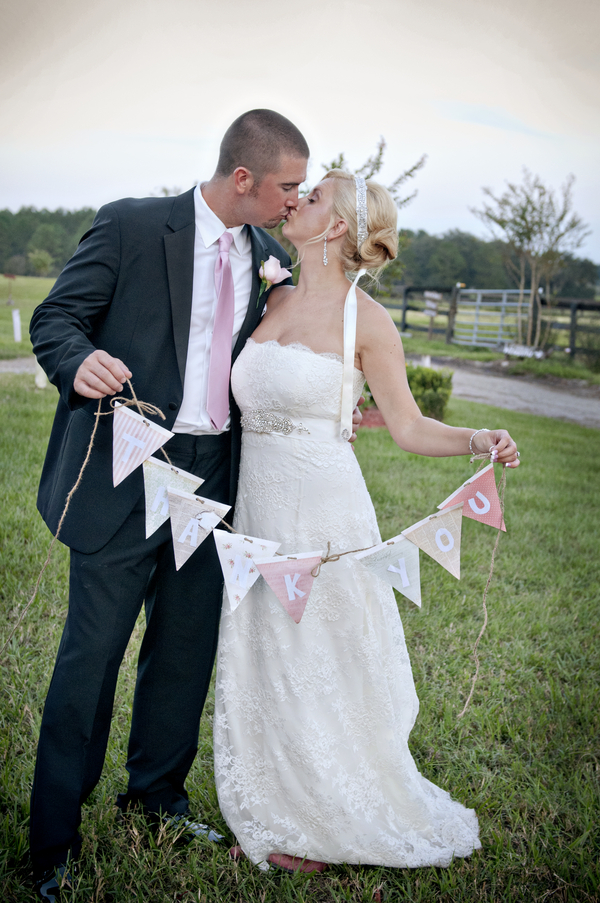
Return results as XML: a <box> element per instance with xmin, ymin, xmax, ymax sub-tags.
<box><xmin>232</xmin><ymin>225</ymin><xmax>270</xmax><ymax>361</ymax></box>
<box><xmin>164</xmin><ymin>188</ymin><xmax>196</xmax><ymax>386</ymax></box>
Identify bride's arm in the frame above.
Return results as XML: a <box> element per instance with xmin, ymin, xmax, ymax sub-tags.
<box><xmin>358</xmin><ymin>299</ymin><xmax>519</xmax><ymax>466</ymax></box>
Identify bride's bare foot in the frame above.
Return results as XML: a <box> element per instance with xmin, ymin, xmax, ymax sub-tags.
<box><xmin>267</xmin><ymin>853</ymin><xmax>328</xmax><ymax>873</ymax></box>
<box><xmin>228</xmin><ymin>845</ymin><xmax>245</xmax><ymax>860</ymax></box>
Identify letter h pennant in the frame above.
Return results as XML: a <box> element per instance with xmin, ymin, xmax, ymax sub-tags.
<box><xmin>254</xmin><ymin>551</ymin><xmax>324</xmax><ymax>623</ymax></box>
<box><xmin>437</xmin><ymin>463</ymin><xmax>505</xmax><ymax>530</ymax></box>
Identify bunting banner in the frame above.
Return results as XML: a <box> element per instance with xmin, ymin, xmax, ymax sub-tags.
<box><xmin>402</xmin><ymin>503</ymin><xmax>463</xmax><ymax>579</ymax></box>
<box><xmin>142</xmin><ymin>457</ymin><xmax>204</xmax><ymax>538</ymax></box>
<box><xmin>437</xmin><ymin>463</ymin><xmax>506</xmax><ymax>531</ymax></box>
<box><xmin>254</xmin><ymin>551</ymin><xmax>324</xmax><ymax>623</ymax></box>
<box><xmin>355</xmin><ymin>534</ymin><xmax>422</xmax><ymax>607</ymax></box>
<box><xmin>213</xmin><ymin>529</ymin><xmax>282</xmax><ymax>612</ymax></box>
<box><xmin>112</xmin><ymin>404</ymin><xmax>174</xmax><ymax>487</ymax></box>
<box><xmin>167</xmin><ymin>489</ymin><xmax>231</xmax><ymax>571</ymax></box>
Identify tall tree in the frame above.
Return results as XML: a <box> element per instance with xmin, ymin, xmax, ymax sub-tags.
<box><xmin>472</xmin><ymin>170</ymin><xmax>590</xmax><ymax>345</ymax></box>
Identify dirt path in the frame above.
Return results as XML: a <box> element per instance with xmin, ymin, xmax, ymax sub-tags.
<box><xmin>3</xmin><ymin>355</ymin><xmax>600</xmax><ymax>430</ymax></box>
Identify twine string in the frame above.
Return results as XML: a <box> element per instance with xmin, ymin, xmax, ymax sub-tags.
<box><xmin>1</xmin><ymin>382</ymin><xmax>170</xmax><ymax>657</ymax></box>
<box><xmin>458</xmin><ymin>464</ymin><xmax>507</xmax><ymax>718</ymax></box>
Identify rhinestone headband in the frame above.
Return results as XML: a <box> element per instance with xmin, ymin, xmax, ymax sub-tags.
<box><xmin>355</xmin><ymin>175</ymin><xmax>368</xmax><ymax>250</ymax></box>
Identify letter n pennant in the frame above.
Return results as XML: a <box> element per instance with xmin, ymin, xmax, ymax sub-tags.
<box><xmin>113</xmin><ymin>405</ymin><xmax>174</xmax><ymax>487</ymax></box>
<box><xmin>254</xmin><ymin>551</ymin><xmax>324</xmax><ymax>623</ymax></box>
<box><xmin>213</xmin><ymin>529</ymin><xmax>282</xmax><ymax>612</ymax></box>
<box><xmin>142</xmin><ymin>456</ymin><xmax>204</xmax><ymax>538</ymax></box>
<box><xmin>437</xmin><ymin>463</ymin><xmax>505</xmax><ymax>531</ymax></box>
<box><xmin>402</xmin><ymin>503</ymin><xmax>463</xmax><ymax>579</ymax></box>
<box><xmin>167</xmin><ymin>489</ymin><xmax>231</xmax><ymax>571</ymax></box>
<box><xmin>355</xmin><ymin>534</ymin><xmax>421</xmax><ymax>607</ymax></box>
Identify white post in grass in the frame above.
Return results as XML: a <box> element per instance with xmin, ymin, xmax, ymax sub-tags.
<box><xmin>12</xmin><ymin>308</ymin><xmax>22</xmax><ymax>343</ymax></box>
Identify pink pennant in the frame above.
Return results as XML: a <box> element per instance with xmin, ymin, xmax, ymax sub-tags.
<box><xmin>112</xmin><ymin>404</ymin><xmax>174</xmax><ymax>487</ymax></box>
<box><xmin>254</xmin><ymin>551</ymin><xmax>323</xmax><ymax>623</ymax></box>
<box><xmin>437</xmin><ymin>463</ymin><xmax>505</xmax><ymax>531</ymax></box>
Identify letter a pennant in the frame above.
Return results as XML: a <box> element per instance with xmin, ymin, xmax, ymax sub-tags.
<box><xmin>254</xmin><ymin>551</ymin><xmax>324</xmax><ymax>623</ymax></box>
<box><xmin>355</xmin><ymin>534</ymin><xmax>422</xmax><ymax>607</ymax></box>
<box><xmin>402</xmin><ymin>503</ymin><xmax>463</xmax><ymax>579</ymax></box>
<box><xmin>213</xmin><ymin>529</ymin><xmax>282</xmax><ymax>612</ymax></box>
<box><xmin>142</xmin><ymin>456</ymin><xmax>204</xmax><ymax>538</ymax></box>
<box><xmin>167</xmin><ymin>489</ymin><xmax>231</xmax><ymax>571</ymax></box>
<box><xmin>437</xmin><ymin>463</ymin><xmax>505</xmax><ymax>531</ymax></box>
<box><xmin>113</xmin><ymin>404</ymin><xmax>174</xmax><ymax>487</ymax></box>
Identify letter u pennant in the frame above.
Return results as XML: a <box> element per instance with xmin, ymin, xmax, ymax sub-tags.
<box><xmin>437</xmin><ymin>463</ymin><xmax>505</xmax><ymax>531</ymax></box>
<box><xmin>213</xmin><ymin>529</ymin><xmax>282</xmax><ymax>612</ymax></box>
<box><xmin>113</xmin><ymin>405</ymin><xmax>174</xmax><ymax>486</ymax></box>
<box><xmin>254</xmin><ymin>551</ymin><xmax>324</xmax><ymax>623</ymax></box>
<box><xmin>402</xmin><ymin>503</ymin><xmax>463</xmax><ymax>579</ymax></box>
<box><xmin>167</xmin><ymin>489</ymin><xmax>231</xmax><ymax>570</ymax></box>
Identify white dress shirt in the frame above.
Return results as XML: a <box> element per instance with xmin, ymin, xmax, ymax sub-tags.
<box><xmin>173</xmin><ymin>184</ymin><xmax>254</xmax><ymax>434</ymax></box>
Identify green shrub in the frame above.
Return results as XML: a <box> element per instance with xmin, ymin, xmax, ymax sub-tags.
<box><xmin>405</xmin><ymin>364</ymin><xmax>453</xmax><ymax>421</ymax></box>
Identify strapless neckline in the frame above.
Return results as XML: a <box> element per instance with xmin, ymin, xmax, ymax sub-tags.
<box><xmin>246</xmin><ymin>338</ymin><xmax>364</xmax><ymax>377</ymax></box>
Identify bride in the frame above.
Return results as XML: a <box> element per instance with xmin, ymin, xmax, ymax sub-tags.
<box><xmin>213</xmin><ymin>170</ymin><xmax>519</xmax><ymax>872</ymax></box>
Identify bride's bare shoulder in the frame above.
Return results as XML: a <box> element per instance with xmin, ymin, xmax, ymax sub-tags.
<box><xmin>356</xmin><ymin>288</ymin><xmax>401</xmax><ymax>344</ymax></box>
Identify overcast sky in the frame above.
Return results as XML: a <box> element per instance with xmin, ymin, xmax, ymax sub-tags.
<box><xmin>2</xmin><ymin>0</ymin><xmax>599</xmax><ymax>259</ymax></box>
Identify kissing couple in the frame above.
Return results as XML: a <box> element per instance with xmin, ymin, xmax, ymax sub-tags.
<box><xmin>30</xmin><ymin>109</ymin><xmax>519</xmax><ymax>897</ymax></box>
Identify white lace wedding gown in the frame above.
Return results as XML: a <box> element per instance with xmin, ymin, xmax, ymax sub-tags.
<box><xmin>213</xmin><ymin>338</ymin><xmax>481</xmax><ymax>867</ymax></box>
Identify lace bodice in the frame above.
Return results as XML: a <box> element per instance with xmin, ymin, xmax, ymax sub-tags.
<box><xmin>232</xmin><ymin>339</ymin><xmax>365</xmax><ymax>423</ymax></box>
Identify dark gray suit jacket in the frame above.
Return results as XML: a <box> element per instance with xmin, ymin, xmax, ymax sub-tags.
<box><xmin>30</xmin><ymin>187</ymin><xmax>292</xmax><ymax>553</ymax></box>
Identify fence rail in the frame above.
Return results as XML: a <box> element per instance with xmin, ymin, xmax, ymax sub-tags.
<box><xmin>386</xmin><ymin>286</ymin><xmax>600</xmax><ymax>360</ymax></box>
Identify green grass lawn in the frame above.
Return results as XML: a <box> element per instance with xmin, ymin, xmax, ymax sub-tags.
<box><xmin>1</xmin><ymin>378</ymin><xmax>599</xmax><ymax>902</ymax></box>
<box><xmin>0</xmin><ymin>277</ymin><xmax>55</xmax><ymax>359</ymax></box>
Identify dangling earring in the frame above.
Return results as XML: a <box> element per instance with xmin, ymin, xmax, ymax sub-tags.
<box><xmin>323</xmin><ymin>236</ymin><xmax>328</xmax><ymax>266</ymax></box>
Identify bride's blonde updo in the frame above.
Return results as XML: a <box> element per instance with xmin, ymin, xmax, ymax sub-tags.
<box><xmin>323</xmin><ymin>169</ymin><xmax>398</xmax><ymax>275</ymax></box>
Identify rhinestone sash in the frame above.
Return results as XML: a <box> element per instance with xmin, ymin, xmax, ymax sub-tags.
<box><xmin>241</xmin><ymin>410</ymin><xmax>343</xmax><ymax>443</ymax></box>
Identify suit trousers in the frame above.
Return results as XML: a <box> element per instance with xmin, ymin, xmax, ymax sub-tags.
<box><xmin>30</xmin><ymin>431</ymin><xmax>231</xmax><ymax>873</ymax></box>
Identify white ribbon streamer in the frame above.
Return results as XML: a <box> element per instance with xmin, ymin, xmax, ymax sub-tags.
<box><xmin>340</xmin><ymin>268</ymin><xmax>366</xmax><ymax>440</ymax></box>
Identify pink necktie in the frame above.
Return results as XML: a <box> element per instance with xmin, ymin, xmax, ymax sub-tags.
<box><xmin>206</xmin><ymin>231</ymin><xmax>235</xmax><ymax>430</ymax></box>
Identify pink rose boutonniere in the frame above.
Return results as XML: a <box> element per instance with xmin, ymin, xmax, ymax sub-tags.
<box><xmin>257</xmin><ymin>255</ymin><xmax>291</xmax><ymax>306</ymax></box>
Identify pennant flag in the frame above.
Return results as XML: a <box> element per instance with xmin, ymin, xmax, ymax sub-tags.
<box><xmin>254</xmin><ymin>551</ymin><xmax>324</xmax><ymax>623</ymax></box>
<box><xmin>402</xmin><ymin>503</ymin><xmax>463</xmax><ymax>579</ymax></box>
<box><xmin>112</xmin><ymin>404</ymin><xmax>173</xmax><ymax>487</ymax></box>
<box><xmin>213</xmin><ymin>529</ymin><xmax>282</xmax><ymax>611</ymax></box>
<box><xmin>142</xmin><ymin>456</ymin><xmax>204</xmax><ymax>538</ymax></box>
<box><xmin>355</xmin><ymin>534</ymin><xmax>422</xmax><ymax>607</ymax></box>
<box><xmin>437</xmin><ymin>463</ymin><xmax>506</xmax><ymax>531</ymax></box>
<box><xmin>167</xmin><ymin>489</ymin><xmax>231</xmax><ymax>571</ymax></box>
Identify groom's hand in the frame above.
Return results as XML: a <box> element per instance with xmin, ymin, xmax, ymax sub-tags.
<box><xmin>349</xmin><ymin>396</ymin><xmax>365</xmax><ymax>444</ymax></box>
<box><xmin>74</xmin><ymin>350</ymin><xmax>132</xmax><ymax>399</ymax></box>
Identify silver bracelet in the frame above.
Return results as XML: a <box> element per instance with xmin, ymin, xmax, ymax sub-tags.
<box><xmin>469</xmin><ymin>428</ymin><xmax>490</xmax><ymax>455</ymax></box>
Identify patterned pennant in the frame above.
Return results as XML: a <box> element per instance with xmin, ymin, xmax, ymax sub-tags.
<box><xmin>437</xmin><ymin>463</ymin><xmax>506</xmax><ymax>531</ymax></box>
<box><xmin>167</xmin><ymin>489</ymin><xmax>231</xmax><ymax>571</ymax></box>
<box><xmin>254</xmin><ymin>551</ymin><xmax>324</xmax><ymax>623</ymax></box>
<box><xmin>142</xmin><ymin>456</ymin><xmax>204</xmax><ymax>538</ymax></box>
<box><xmin>355</xmin><ymin>534</ymin><xmax>421</xmax><ymax>607</ymax></box>
<box><xmin>112</xmin><ymin>404</ymin><xmax>174</xmax><ymax>487</ymax></box>
<box><xmin>213</xmin><ymin>529</ymin><xmax>282</xmax><ymax>611</ymax></box>
<box><xmin>402</xmin><ymin>503</ymin><xmax>463</xmax><ymax>579</ymax></box>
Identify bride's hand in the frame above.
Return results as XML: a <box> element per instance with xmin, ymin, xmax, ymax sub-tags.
<box><xmin>473</xmin><ymin>428</ymin><xmax>520</xmax><ymax>467</ymax></box>
<box><xmin>349</xmin><ymin>397</ymin><xmax>365</xmax><ymax>444</ymax></box>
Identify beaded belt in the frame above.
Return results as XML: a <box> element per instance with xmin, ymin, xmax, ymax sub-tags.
<box><xmin>241</xmin><ymin>410</ymin><xmax>344</xmax><ymax>442</ymax></box>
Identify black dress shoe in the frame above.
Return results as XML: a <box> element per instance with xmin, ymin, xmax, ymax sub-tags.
<box><xmin>160</xmin><ymin>813</ymin><xmax>223</xmax><ymax>844</ymax></box>
<box><xmin>34</xmin><ymin>865</ymin><xmax>73</xmax><ymax>901</ymax></box>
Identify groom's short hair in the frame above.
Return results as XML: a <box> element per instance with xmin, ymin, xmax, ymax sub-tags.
<box><xmin>216</xmin><ymin>110</ymin><xmax>309</xmax><ymax>184</ymax></box>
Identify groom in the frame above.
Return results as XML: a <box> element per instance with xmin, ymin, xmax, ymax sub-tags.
<box><xmin>29</xmin><ymin>109</ymin><xmax>309</xmax><ymax>894</ymax></box>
